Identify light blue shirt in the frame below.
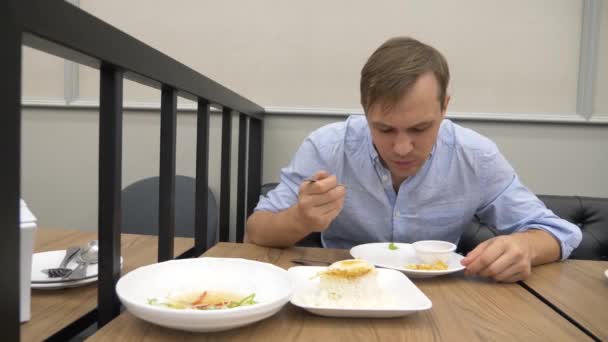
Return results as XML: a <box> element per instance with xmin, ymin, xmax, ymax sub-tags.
<box><xmin>255</xmin><ymin>115</ymin><xmax>582</xmax><ymax>259</ymax></box>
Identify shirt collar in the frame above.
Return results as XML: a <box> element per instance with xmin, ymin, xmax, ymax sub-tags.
<box><xmin>366</xmin><ymin>127</ymin><xmax>381</xmax><ymax>165</ymax></box>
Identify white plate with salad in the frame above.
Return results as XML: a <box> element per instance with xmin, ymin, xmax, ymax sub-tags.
<box><xmin>116</xmin><ymin>257</ymin><xmax>293</xmax><ymax>332</ymax></box>
<box><xmin>350</xmin><ymin>242</ymin><xmax>465</xmax><ymax>278</ymax></box>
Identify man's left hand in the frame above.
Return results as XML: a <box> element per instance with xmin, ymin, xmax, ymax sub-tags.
<box><xmin>460</xmin><ymin>233</ymin><xmax>535</xmax><ymax>282</ymax></box>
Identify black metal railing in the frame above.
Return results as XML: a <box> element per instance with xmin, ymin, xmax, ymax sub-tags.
<box><xmin>1</xmin><ymin>0</ymin><xmax>265</xmax><ymax>340</ymax></box>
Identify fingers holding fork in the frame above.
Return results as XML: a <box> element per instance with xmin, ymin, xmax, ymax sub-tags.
<box><xmin>302</xmin><ymin>170</ymin><xmax>345</xmax><ymax>188</ymax></box>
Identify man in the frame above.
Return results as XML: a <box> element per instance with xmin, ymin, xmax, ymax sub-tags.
<box><xmin>245</xmin><ymin>37</ymin><xmax>582</xmax><ymax>282</ymax></box>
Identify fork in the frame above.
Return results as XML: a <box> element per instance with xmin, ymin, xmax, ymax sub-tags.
<box><xmin>65</xmin><ymin>240</ymin><xmax>98</xmax><ymax>280</ymax></box>
<box><xmin>290</xmin><ymin>258</ymin><xmax>332</xmax><ymax>266</ymax></box>
<box><xmin>41</xmin><ymin>246</ymin><xmax>80</xmax><ymax>278</ymax></box>
<box><xmin>302</xmin><ymin>178</ymin><xmax>346</xmax><ymax>188</ymax></box>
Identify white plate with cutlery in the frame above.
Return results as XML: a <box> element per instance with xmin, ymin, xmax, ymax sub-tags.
<box><xmin>31</xmin><ymin>250</ymin><xmax>122</xmax><ymax>290</ymax></box>
<box><xmin>350</xmin><ymin>243</ymin><xmax>465</xmax><ymax>278</ymax></box>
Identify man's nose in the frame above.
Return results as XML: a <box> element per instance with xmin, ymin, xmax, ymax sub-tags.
<box><xmin>393</xmin><ymin>133</ymin><xmax>413</xmax><ymax>156</ymax></box>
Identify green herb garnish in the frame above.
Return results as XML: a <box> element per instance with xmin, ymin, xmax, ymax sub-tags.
<box><xmin>228</xmin><ymin>293</ymin><xmax>256</xmax><ymax>308</ymax></box>
<box><xmin>388</xmin><ymin>242</ymin><xmax>399</xmax><ymax>250</ymax></box>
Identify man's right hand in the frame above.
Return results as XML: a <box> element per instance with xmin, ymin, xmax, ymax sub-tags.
<box><xmin>293</xmin><ymin>170</ymin><xmax>346</xmax><ymax>233</ymax></box>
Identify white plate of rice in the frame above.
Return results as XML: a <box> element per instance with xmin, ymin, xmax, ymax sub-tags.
<box><xmin>350</xmin><ymin>242</ymin><xmax>465</xmax><ymax>278</ymax></box>
<box><xmin>288</xmin><ymin>264</ymin><xmax>431</xmax><ymax>318</ymax></box>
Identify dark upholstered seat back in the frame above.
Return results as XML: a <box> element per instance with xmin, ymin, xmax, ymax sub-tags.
<box><xmin>458</xmin><ymin>195</ymin><xmax>608</xmax><ymax>260</ymax></box>
<box><xmin>540</xmin><ymin>195</ymin><xmax>607</xmax><ymax>260</ymax></box>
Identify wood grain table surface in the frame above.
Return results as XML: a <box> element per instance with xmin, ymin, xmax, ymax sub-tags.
<box><xmin>522</xmin><ymin>259</ymin><xmax>608</xmax><ymax>341</ymax></box>
<box><xmin>89</xmin><ymin>242</ymin><xmax>591</xmax><ymax>342</ymax></box>
<box><xmin>20</xmin><ymin>228</ymin><xmax>194</xmax><ymax>342</ymax></box>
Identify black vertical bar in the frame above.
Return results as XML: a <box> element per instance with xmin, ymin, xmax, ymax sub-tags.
<box><xmin>97</xmin><ymin>64</ymin><xmax>123</xmax><ymax>327</ymax></box>
<box><xmin>236</xmin><ymin>114</ymin><xmax>248</xmax><ymax>243</ymax></box>
<box><xmin>158</xmin><ymin>86</ymin><xmax>177</xmax><ymax>261</ymax></box>
<box><xmin>219</xmin><ymin>107</ymin><xmax>232</xmax><ymax>242</ymax></box>
<box><xmin>0</xmin><ymin>1</ymin><xmax>22</xmax><ymax>340</ymax></box>
<box><xmin>194</xmin><ymin>99</ymin><xmax>210</xmax><ymax>255</ymax></box>
<box><xmin>246</xmin><ymin>118</ymin><xmax>263</xmax><ymax>217</ymax></box>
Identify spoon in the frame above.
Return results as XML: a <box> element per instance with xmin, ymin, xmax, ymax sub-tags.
<box><xmin>65</xmin><ymin>240</ymin><xmax>99</xmax><ymax>280</ymax></box>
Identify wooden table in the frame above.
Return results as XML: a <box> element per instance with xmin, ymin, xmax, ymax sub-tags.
<box><xmin>89</xmin><ymin>243</ymin><xmax>591</xmax><ymax>341</ymax></box>
<box><xmin>20</xmin><ymin>228</ymin><xmax>194</xmax><ymax>342</ymax></box>
<box><xmin>522</xmin><ymin>259</ymin><xmax>608</xmax><ymax>341</ymax></box>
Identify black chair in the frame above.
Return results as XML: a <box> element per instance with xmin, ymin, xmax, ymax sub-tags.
<box><xmin>459</xmin><ymin>195</ymin><xmax>608</xmax><ymax>260</ymax></box>
<box><xmin>259</xmin><ymin>183</ymin><xmax>608</xmax><ymax>260</ymax></box>
<box><xmin>121</xmin><ymin>175</ymin><xmax>218</xmax><ymax>251</ymax></box>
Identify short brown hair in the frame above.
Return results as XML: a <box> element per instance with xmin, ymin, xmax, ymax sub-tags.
<box><xmin>360</xmin><ymin>37</ymin><xmax>450</xmax><ymax>113</ymax></box>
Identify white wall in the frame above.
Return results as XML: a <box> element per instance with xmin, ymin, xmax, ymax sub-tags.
<box><xmin>74</xmin><ymin>0</ymin><xmax>584</xmax><ymax>115</ymax></box>
<box><xmin>19</xmin><ymin>0</ymin><xmax>608</xmax><ymax>237</ymax></box>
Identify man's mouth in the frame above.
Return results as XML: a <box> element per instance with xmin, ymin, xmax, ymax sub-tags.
<box><xmin>393</xmin><ymin>159</ymin><xmax>416</xmax><ymax>168</ymax></box>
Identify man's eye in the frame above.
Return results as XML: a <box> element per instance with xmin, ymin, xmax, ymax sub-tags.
<box><xmin>412</xmin><ymin>125</ymin><xmax>431</xmax><ymax>133</ymax></box>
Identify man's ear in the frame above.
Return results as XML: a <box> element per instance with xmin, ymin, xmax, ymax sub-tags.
<box><xmin>441</xmin><ymin>95</ymin><xmax>451</xmax><ymax>117</ymax></box>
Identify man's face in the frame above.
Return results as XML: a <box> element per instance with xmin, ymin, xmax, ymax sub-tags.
<box><xmin>367</xmin><ymin>72</ymin><xmax>449</xmax><ymax>186</ymax></box>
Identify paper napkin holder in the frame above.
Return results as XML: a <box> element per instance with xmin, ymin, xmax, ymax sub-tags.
<box><xmin>20</xmin><ymin>200</ymin><xmax>37</xmax><ymax>323</ymax></box>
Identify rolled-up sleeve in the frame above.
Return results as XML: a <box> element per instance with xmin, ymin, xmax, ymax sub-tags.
<box><xmin>475</xmin><ymin>144</ymin><xmax>582</xmax><ymax>260</ymax></box>
<box><xmin>254</xmin><ymin>136</ymin><xmax>330</xmax><ymax>213</ymax></box>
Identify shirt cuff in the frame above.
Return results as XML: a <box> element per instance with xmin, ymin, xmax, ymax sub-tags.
<box><xmin>521</xmin><ymin>226</ymin><xmax>570</xmax><ymax>260</ymax></box>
